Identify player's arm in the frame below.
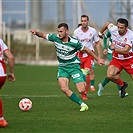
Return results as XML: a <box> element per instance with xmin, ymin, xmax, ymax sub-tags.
<box><xmin>30</xmin><ymin>30</ymin><xmax>47</xmax><ymax>39</ymax></box>
<box><xmin>95</xmin><ymin>41</ymin><xmax>101</xmax><ymax>58</ymax></box>
<box><xmin>4</xmin><ymin>50</ymin><xmax>15</xmax><ymax>82</ymax></box>
<box><xmin>112</xmin><ymin>45</ymin><xmax>131</xmax><ymax>54</ymax></box>
<box><xmin>98</xmin><ymin>22</ymin><xmax>110</xmax><ymax>38</ymax></box>
<box><xmin>82</xmin><ymin>46</ymin><xmax>105</xmax><ymax>65</ymax></box>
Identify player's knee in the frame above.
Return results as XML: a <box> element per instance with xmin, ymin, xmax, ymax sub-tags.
<box><xmin>107</xmin><ymin>73</ymin><xmax>113</xmax><ymax>80</ymax></box>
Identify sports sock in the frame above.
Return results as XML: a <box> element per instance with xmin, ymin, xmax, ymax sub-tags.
<box><xmin>0</xmin><ymin>99</ymin><xmax>3</xmax><ymax>118</ymax></box>
<box><xmin>85</xmin><ymin>75</ymin><xmax>90</xmax><ymax>93</ymax></box>
<box><xmin>101</xmin><ymin>77</ymin><xmax>110</xmax><ymax>87</ymax></box>
<box><xmin>90</xmin><ymin>79</ymin><xmax>95</xmax><ymax>86</ymax></box>
<box><xmin>117</xmin><ymin>85</ymin><xmax>121</xmax><ymax>91</ymax></box>
<box><xmin>113</xmin><ymin>78</ymin><xmax>124</xmax><ymax>86</ymax></box>
<box><xmin>69</xmin><ymin>92</ymin><xmax>82</xmax><ymax>105</ymax></box>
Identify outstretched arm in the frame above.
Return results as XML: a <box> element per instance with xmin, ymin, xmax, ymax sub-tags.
<box><xmin>30</xmin><ymin>30</ymin><xmax>47</xmax><ymax>39</ymax></box>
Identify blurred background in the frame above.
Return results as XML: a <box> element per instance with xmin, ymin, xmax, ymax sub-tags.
<box><xmin>0</xmin><ymin>0</ymin><xmax>133</xmax><ymax>65</ymax></box>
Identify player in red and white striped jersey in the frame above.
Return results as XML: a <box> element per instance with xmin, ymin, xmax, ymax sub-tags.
<box><xmin>73</xmin><ymin>15</ymin><xmax>101</xmax><ymax>100</ymax></box>
<box><xmin>0</xmin><ymin>38</ymin><xmax>15</xmax><ymax>127</ymax></box>
<box><xmin>98</xmin><ymin>18</ymin><xmax>133</xmax><ymax>98</ymax></box>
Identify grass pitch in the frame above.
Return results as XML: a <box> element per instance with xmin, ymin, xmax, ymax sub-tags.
<box><xmin>0</xmin><ymin>65</ymin><xmax>132</xmax><ymax>133</ymax></box>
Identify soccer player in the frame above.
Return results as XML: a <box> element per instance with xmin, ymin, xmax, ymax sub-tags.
<box><xmin>98</xmin><ymin>18</ymin><xmax>133</xmax><ymax>98</ymax></box>
<box><xmin>98</xmin><ymin>30</ymin><xmax>128</xmax><ymax>97</ymax></box>
<box><xmin>73</xmin><ymin>15</ymin><xmax>101</xmax><ymax>100</ymax></box>
<box><xmin>0</xmin><ymin>38</ymin><xmax>15</xmax><ymax>127</ymax></box>
<box><xmin>30</xmin><ymin>23</ymin><xmax>104</xmax><ymax>111</ymax></box>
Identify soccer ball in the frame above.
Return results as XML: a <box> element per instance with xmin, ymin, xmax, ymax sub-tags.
<box><xmin>19</xmin><ymin>98</ymin><xmax>32</xmax><ymax>111</ymax></box>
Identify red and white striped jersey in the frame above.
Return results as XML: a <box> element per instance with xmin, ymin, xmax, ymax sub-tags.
<box><xmin>108</xmin><ymin>23</ymin><xmax>133</xmax><ymax>60</ymax></box>
<box><xmin>0</xmin><ymin>39</ymin><xmax>8</xmax><ymax>76</ymax></box>
<box><xmin>73</xmin><ymin>26</ymin><xmax>99</xmax><ymax>58</ymax></box>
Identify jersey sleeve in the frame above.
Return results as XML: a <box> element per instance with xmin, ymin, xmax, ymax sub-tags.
<box><xmin>107</xmin><ymin>23</ymin><xmax>117</xmax><ymax>33</ymax></box>
<box><xmin>46</xmin><ymin>34</ymin><xmax>57</xmax><ymax>42</ymax></box>
<box><xmin>0</xmin><ymin>39</ymin><xmax>8</xmax><ymax>52</ymax></box>
<box><xmin>76</xmin><ymin>41</ymin><xmax>84</xmax><ymax>51</ymax></box>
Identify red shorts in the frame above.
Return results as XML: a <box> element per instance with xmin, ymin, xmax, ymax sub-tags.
<box><xmin>80</xmin><ymin>56</ymin><xmax>94</xmax><ymax>69</ymax></box>
<box><xmin>109</xmin><ymin>57</ymin><xmax>133</xmax><ymax>74</ymax></box>
<box><xmin>0</xmin><ymin>76</ymin><xmax>7</xmax><ymax>89</ymax></box>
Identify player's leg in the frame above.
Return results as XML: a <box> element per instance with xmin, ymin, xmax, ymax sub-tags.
<box><xmin>90</xmin><ymin>68</ymin><xmax>95</xmax><ymax>91</ymax></box>
<box><xmin>117</xmin><ymin>73</ymin><xmax>128</xmax><ymax>97</ymax></box>
<box><xmin>98</xmin><ymin>53</ymin><xmax>112</xmax><ymax>96</ymax></box>
<box><xmin>71</xmin><ymin>66</ymin><xmax>89</xmax><ymax>111</ymax></box>
<box><xmin>58</xmin><ymin>77</ymin><xmax>87</xmax><ymax>109</ymax></box>
<box><xmin>0</xmin><ymin>77</ymin><xmax>8</xmax><ymax>127</ymax></box>
<box><xmin>81</xmin><ymin>57</ymin><xmax>93</xmax><ymax>100</ymax></box>
<box><xmin>76</xmin><ymin>82</ymin><xmax>89</xmax><ymax>111</ymax></box>
<box><xmin>57</xmin><ymin>66</ymin><xmax>88</xmax><ymax>111</ymax></box>
<box><xmin>106</xmin><ymin>61</ymin><xmax>128</xmax><ymax>98</ymax></box>
<box><xmin>80</xmin><ymin>57</ymin><xmax>90</xmax><ymax>100</ymax></box>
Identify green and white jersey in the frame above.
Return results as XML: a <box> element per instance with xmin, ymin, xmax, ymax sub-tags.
<box><xmin>46</xmin><ymin>34</ymin><xmax>84</xmax><ymax>66</ymax></box>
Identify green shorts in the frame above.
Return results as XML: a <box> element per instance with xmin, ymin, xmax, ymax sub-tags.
<box><xmin>57</xmin><ymin>64</ymin><xmax>86</xmax><ymax>84</ymax></box>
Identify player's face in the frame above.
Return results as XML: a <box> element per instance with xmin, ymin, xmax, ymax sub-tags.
<box><xmin>81</xmin><ymin>17</ymin><xmax>88</xmax><ymax>28</ymax></box>
<box><xmin>117</xmin><ymin>22</ymin><xmax>127</xmax><ymax>35</ymax></box>
<box><xmin>57</xmin><ymin>27</ymin><xmax>68</xmax><ymax>40</ymax></box>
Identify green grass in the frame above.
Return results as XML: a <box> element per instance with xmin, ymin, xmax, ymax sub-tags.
<box><xmin>0</xmin><ymin>65</ymin><xmax>132</xmax><ymax>133</ymax></box>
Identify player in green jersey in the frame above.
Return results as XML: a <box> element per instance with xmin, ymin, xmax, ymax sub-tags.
<box><xmin>98</xmin><ymin>30</ymin><xmax>128</xmax><ymax>97</ymax></box>
<box><xmin>30</xmin><ymin>23</ymin><xmax>104</xmax><ymax>112</ymax></box>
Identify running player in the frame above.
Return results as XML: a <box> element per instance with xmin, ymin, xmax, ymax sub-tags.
<box><xmin>98</xmin><ymin>30</ymin><xmax>128</xmax><ymax>97</ymax></box>
<box><xmin>98</xmin><ymin>18</ymin><xmax>133</xmax><ymax>98</ymax></box>
<box><xmin>0</xmin><ymin>38</ymin><xmax>15</xmax><ymax>127</ymax></box>
<box><xmin>30</xmin><ymin>23</ymin><xmax>105</xmax><ymax>111</ymax></box>
<box><xmin>73</xmin><ymin>15</ymin><xmax>101</xmax><ymax>100</ymax></box>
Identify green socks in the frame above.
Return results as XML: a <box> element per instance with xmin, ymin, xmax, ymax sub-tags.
<box><xmin>69</xmin><ymin>93</ymin><xmax>82</xmax><ymax>105</ymax></box>
<box><xmin>101</xmin><ymin>77</ymin><xmax>110</xmax><ymax>87</ymax></box>
<box><xmin>102</xmin><ymin>77</ymin><xmax>121</xmax><ymax>91</ymax></box>
<box><xmin>90</xmin><ymin>80</ymin><xmax>95</xmax><ymax>86</ymax></box>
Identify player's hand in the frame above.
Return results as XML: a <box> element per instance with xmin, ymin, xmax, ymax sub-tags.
<box><xmin>30</xmin><ymin>30</ymin><xmax>36</xmax><ymax>35</ymax></box>
<box><xmin>97</xmin><ymin>58</ymin><xmax>105</xmax><ymax>66</ymax></box>
<box><xmin>103</xmin><ymin>49</ymin><xmax>108</xmax><ymax>55</ymax></box>
<box><xmin>7</xmin><ymin>73</ymin><xmax>15</xmax><ymax>82</ymax></box>
<box><xmin>98</xmin><ymin>32</ymin><xmax>104</xmax><ymax>39</ymax></box>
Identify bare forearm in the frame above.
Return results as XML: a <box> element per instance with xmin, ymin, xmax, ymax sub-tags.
<box><xmin>96</xmin><ymin>43</ymin><xmax>101</xmax><ymax>57</ymax></box>
<box><xmin>36</xmin><ymin>31</ymin><xmax>46</xmax><ymax>38</ymax></box>
<box><xmin>8</xmin><ymin>57</ymin><xmax>15</xmax><ymax>73</ymax></box>
<box><xmin>30</xmin><ymin>30</ymin><xmax>46</xmax><ymax>39</ymax></box>
<box><xmin>82</xmin><ymin>47</ymin><xmax>98</xmax><ymax>61</ymax></box>
<box><xmin>115</xmin><ymin>48</ymin><xmax>129</xmax><ymax>54</ymax></box>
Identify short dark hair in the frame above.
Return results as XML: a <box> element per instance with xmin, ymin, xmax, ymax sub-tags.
<box><xmin>81</xmin><ymin>15</ymin><xmax>89</xmax><ymax>21</ymax></box>
<box><xmin>58</xmin><ymin>23</ymin><xmax>69</xmax><ymax>30</ymax></box>
<box><xmin>77</xmin><ymin>23</ymin><xmax>82</xmax><ymax>28</ymax></box>
<box><xmin>117</xmin><ymin>18</ymin><xmax>128</xmax><ymax>27</ymax></box>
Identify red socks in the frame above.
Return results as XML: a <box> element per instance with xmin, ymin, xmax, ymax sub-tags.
<box><xmin>0</xmin><ymin>99</ymin><xmax>3</xmax><ymax>118</ymax></box>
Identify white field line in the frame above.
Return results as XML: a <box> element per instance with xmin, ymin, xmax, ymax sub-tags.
<box><xmin>0</xmin><ymin>92</ymin><xmax>129</xmax><ymax>98</ymax></box>
<box><xmin>0</xmin><ymin>94</ymin><xmax>61</xmax><ymax>98</ymax></box>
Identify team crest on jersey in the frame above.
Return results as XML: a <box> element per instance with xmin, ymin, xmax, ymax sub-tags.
<box><xmin>124</xmin><ymin>38</ymin><xmax>127</xmax><ymax>42</ymax></box>
<box><xmin>89</xmin><ymin>33</ymin><xmax>92</xmax><ymax>37</ymax></box>
<box><xmin>110</xmin><ymin>24</ymin><xmax>114</xmax><ymax>28</ymax></box>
